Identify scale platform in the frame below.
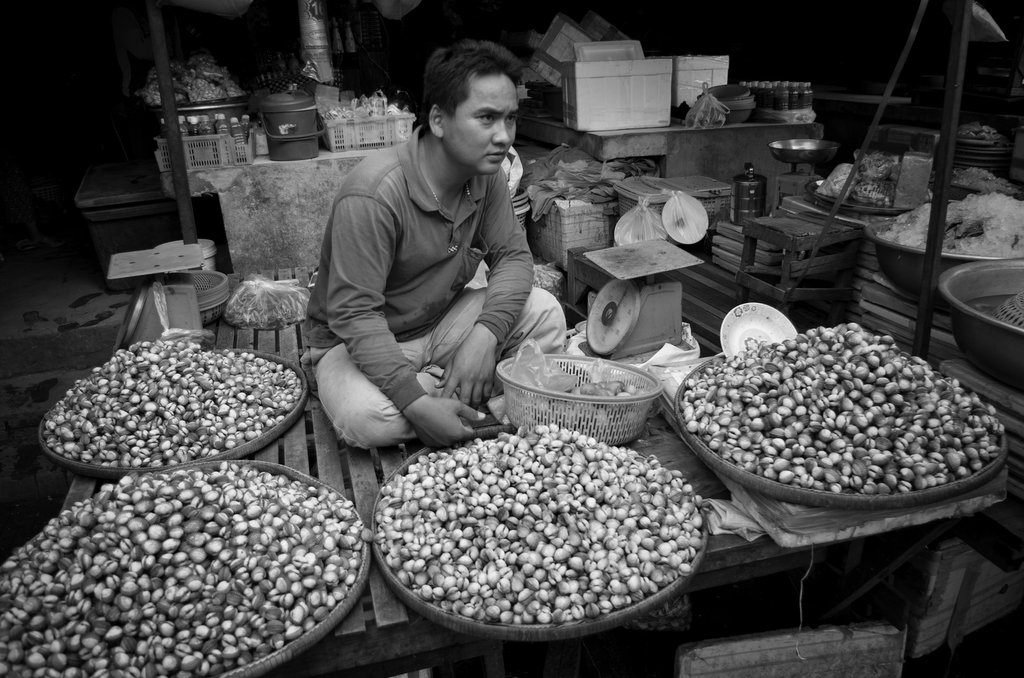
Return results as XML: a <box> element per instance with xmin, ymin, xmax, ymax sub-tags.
<box><xmin>584</xmin><ymin>240</ymin><xmax>703</xmax><ymax>360</ymax></box>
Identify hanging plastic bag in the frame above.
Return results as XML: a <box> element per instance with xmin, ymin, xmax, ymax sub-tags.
<box><xmin>152</xmin><ymin>281</ymin><xmax>214</xmax><ymax>348</ymax></box>
<box><xmin>507</xmin><ymin>339</ymin><xmax>578</xmax><ymax>393</ymax></box>
<box><xmin>661</xmin><ymin>191</ymin><xmax>709</xmax><ymax>245</ymax></box>
<box><xmin>224</xmin><ymin>274</ymin><xmax>310</xmax><ymax>329</ymax></box>
<box><xmin>684</xmin><ymin>83</ymin><xmax>728</xmax><ymax>129</ymax></box>
<box><xmin>614</xmin><ymin>195</ymin><xmax>666</xmax><ymax>246</ymax></box>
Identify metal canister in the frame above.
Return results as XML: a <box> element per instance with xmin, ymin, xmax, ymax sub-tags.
<box><xmin>731</xmin><ymin>163</ymin><xmax>767</xmax><ymax>223</ymax></box>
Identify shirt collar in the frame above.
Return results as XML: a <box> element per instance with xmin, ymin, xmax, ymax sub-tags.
<box><xmin>400</xmin><ymin>126</ymin><xmax>486</xmax><ymax>212</ymax></box>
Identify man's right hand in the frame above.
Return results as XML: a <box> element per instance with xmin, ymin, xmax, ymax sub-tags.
<box><xmin>402</xmin><ymin>394</ymin><xmax>484</xmax><ymax>448</ymax></box>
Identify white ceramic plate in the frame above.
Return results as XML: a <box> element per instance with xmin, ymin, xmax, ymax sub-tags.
<box><xmin>719</xmin><ymin>302</ymin><xmax>798</xmax><ymax>358</ymax></box>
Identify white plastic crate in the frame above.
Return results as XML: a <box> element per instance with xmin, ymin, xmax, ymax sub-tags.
<box><xmin>154</xmin><ymin>134</ymin><xmax>254</xmax><ymax>172</ymax></box>
<box><xmin>324</xmin><ymin>113</ymin><xmax>416</xmax><ymax>152</ymax></box>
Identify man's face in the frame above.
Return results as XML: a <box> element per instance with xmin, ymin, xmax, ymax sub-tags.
<box><xmin>440</xmin><ymin>73</ymin><xmax>518</xmax><ymax>176</ymax></box>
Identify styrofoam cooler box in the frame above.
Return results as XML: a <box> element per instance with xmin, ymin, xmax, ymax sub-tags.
<box><xmin>561</xmin><ymin>58</ymin><xmax>672</xmax><ymax>132</ymax></box>
<box><xmin>671</xmin><ymin>55</ymin><xmax>730</xmax><ymax>108</ymax></box>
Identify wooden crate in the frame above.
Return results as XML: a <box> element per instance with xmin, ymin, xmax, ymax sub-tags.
<box><xmin>889</xmin><ymin>536</ymin><xmax>1024</xmax><ymax>658</ymax></box>
<box><xmin>526</xmin><ymin>198</ymin><xmax>616</xmax><ymax>270</ymax></box>
<box><xmin>674</xmin><ymin>621</ymin><xmax>905</xmax><ymax>678</ymax></box>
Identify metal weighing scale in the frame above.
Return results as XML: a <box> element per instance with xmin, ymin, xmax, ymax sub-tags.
<box><xmin>584</xmin><ymin>240</ymin><xmax>703</xmax><ymax>360</ymax></box>
<box><xmin>766</xmin><ymin>139</ymin><xmax>840</xmax><ymax>213</ymax></box>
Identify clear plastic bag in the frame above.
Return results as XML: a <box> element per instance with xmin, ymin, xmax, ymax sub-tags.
<box><xmin>224</xmin><ymin>274</ymin><xmax>310</xmax><ymax>330</ymax></box>
<box><xmin>508</xmin><ymin>339</ymin><xmax>577</xmax><ymax>393</ymax></box>
<box><xmin>614</xmin><ymin>195</ymin><xmax>666</xmax><ymax>246</ymax></box>
<box><xmin>152</xmin><ymin>281</ymin><xmax>214</xmax><ymax>348</ymax></box>
<box><xmin>684</xmin><ymin>83</ymin><xmax>728</xmax><ymax>129</ymax></box>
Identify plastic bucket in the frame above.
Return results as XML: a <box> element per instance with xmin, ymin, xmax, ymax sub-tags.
<box><xmin>260</xmin><ymin>112</ymin><xmax>323</xmax><ymax>161</ymax></box>
<box><xmin>159</xmin><ymin>239</ymin><xmax>217</xmax><ymax>270</ymax></box>
<box><xmin>259</xmin><ymin>91</ymin><xmax>321</xmax><ymax>161</ymax></box>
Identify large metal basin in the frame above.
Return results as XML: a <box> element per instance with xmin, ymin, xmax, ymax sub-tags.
<box><xmin>864</xmin><ymin>222</ymin><xmax>1003</xmax><ymax>301</ymax></box>
<box><xmin>938</xmin><ymin>259</ymin><xmax>1024</xmax><ymax>386</ymax></box>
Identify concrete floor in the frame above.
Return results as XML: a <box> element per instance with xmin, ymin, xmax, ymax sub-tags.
<box><xmin>0</xmin><ymin>216</ymin><xmax>126</xmax><ymax>507</ymax></box>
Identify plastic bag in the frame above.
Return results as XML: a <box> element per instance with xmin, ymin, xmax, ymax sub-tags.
<box><xmin>224</xmin><ymin>274</ymin><xmax>310</xmax><ymax>329</ymax></box>
<box><xmin>684</xmin><ymin>83</ymin><xmax>728</xmax><ymax>129</ymax></box>
<box><xmin>152</xmin><ymin>281</ymin><xmax>214</xmax><ymax>348</ymax></box>
<box><xmin>532</xmin><ymin>262</ymin><xmax>565</xmax><ymax>302</ymax></box>
<box><xmin>614</xmin><ymin>195</ymin><xmax>666</xmax><ymax>246</ymax></box>
<box><xmin>507</xmin><ymin>339</ymin><xmax>577</xmax><ymax>393</ymax></box>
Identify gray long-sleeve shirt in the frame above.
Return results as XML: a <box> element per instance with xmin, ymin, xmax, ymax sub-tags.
<box><xmin>304</xmin><ymin>128</ymin><xmax>533</xmax><ymax>411</ymax></box>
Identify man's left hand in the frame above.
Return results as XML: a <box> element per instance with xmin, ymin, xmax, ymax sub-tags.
<box><xmin>439</xmin><ymin>324</ymin><xmax>498</xmax><ymax>408</ymax></box>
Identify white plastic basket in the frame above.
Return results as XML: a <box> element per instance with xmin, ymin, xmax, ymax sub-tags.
<box><xmin>323</xmin><ymin>113</ymin><xmax>416</xmax><ymax>152</ymax></box>
<box><xmin>496</xmin><ymin>354</ymin><xmax>661</xmax><ymax>445</ymax></box>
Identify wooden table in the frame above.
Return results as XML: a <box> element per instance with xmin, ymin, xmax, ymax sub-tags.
<box><xmin>516</xmin><ymin>116</ymin><xmax>824</xmax><ymax>189</ymax></box>
<box><xmin>55</xmin><ymin>267</ymin><xmax>1016</xmax><ymax>676</ymax></box>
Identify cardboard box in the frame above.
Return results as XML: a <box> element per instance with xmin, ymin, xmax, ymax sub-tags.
<box><xmin>561</xmin><ymin>58</ymin><xmax>673</xmax><ymax>132</ymax></box>
<box><xmin>894</xmin><ymin>537</ymin><xmax>1024</xmax><ymax>658</ymax></box>
<box><xmin>672</xmin><ymin>55</ymin><xmax>730</xmax><ymax>108</ymax></box>
<box><xmin>580</xmin><ymin>10</ymin><xmax>630</xmax><ymax>41</ymax></box>
<box><xmin>872</xmin><ymin>124</ymin><xmax>942</xmax><ymax>155</ymax></box>
<box><xmin>528</xmin><ymin>13</ymin><xmax>597</xmax><ymax>87</ymax></box>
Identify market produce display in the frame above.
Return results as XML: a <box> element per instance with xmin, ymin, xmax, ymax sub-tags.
<box><xmin>373</xmin><ymin>425</ymin><xmax>706</xmax><ymax>640</ymax></box>
<box><xmin>39</xmin><ymin>340</ymin><xmax>307</xmax><ymax>477</ymax></box>
<box><xmin>137</xmin><ymin>52</ymin><xmax>247</xmax><ymax>107</ymax></box>
<box><xmin>676</xmin><ymin>323</ymin><xmax>1005</xmax><ymax>508</ymax></box>
<box><xmin>873</xmin><ymin>192</ymin><xmax>1024</xmax><ymax>257</ymax></box>
<box><xmin>951</xmin><ymin>167</ymin><xmax>1024</xmax><ymax>198</ymax></box>
<box><xmin>0</xmin><ymin>460</ymin><xmax>369</xmax><ymax>678</ymax></box>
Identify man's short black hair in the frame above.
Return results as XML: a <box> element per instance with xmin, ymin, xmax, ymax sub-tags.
<box><xmin>420</xmin><ymin>39</ymin><xmax>522</xmax><ymax>123</ymax></box>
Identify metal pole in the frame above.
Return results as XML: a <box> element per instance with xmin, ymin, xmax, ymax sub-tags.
<box><xmin>913</xmin><ymin>0</ymin><xmax>971</xmax><ymax>357</ymax></box>
<box><xmin>145</xmin><ymin>0</ymin><xmax>198</xmax><ymax>245</ymax></box>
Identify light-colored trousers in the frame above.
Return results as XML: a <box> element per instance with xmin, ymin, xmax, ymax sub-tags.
<box><xmin>310</xmin><ymin>287</ymin><xmax>566</xmax><ymax>448</ymax></box>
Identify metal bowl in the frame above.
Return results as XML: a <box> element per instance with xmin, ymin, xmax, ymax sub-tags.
<box><xmin>863</xmin><ymin>222</ymin><xmax>1004</xmax><ymax>301</ymax></box>
<box><xmin>938</xmin><ymin>259</ymin><xmax>1024</xmax><ymax>386</ymax></box>
<box><xmin>767</xmin><ymin>139</ymin><xmax>840</xmax><ymax>165</ymax></box>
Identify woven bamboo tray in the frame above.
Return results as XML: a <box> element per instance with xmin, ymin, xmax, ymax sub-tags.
<box><xmin>371</xmin><ymin>447</ymin><xmax>708</xmax><ymax>641</ymax></box>
<box><xmin>7</xmin><ymin>459</ymin><xmax>370</xmax><ymax>678</ymax></box>
<box><xmin>38</xmin><ymin>350</ymin><xmax>308</xmax><ymax>479</ymax></box>
<box><xmin>674</xmin><ymin>360</ymin><xmax>1007</xmax><ymax>510</ymax></box>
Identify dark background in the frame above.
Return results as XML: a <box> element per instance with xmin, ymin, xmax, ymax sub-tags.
<box><xmin>0</xmin><ymin>0</ymin><xmax>1021</xmax><ymax>204</ymax></box>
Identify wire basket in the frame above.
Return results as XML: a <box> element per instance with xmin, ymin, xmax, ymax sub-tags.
<box><xmin>496</xmin><ymin>354</ymin><xmax>661</xmax><ymax>445</ymax></box>
<box><xmin>993</xmin><ymin>290</ymin><xmax>1024</xmax><ymax>327</ymax></box>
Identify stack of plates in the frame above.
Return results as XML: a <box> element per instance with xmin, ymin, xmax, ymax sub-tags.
<box><xmin>953</xmin><ymin>135</ymin><xmax>1013</xmax><ymax>176</ymax></box>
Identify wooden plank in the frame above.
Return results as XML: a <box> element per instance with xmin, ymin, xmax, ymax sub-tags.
<box><xmin>346</xmin><ymin>445</ymin><xmax>410</xmax><ymax>628</ymax></box>
<box><xmin>235</xmin><ymin>327</ymin><xmax>254</xmax><ymax>351</ymax></box>
<box><xmin>214</xmin><ymin>317</ymin><xmax>235</xmax><ymax>350</ymax></box>
<box><xmin>309</xmin><ymin>405</ymin><xmax>366</xmax><ymax>636</ymax></box>
<box><xmin>673</xmin><ymin>621</ymin><xmax>905</xmax><ymax>678</ymax></box>
<box><xmin>941</xmin><ymin>359</ymin><xmax>1024</xmax><ymax>416</ymax></box>
<box><xmin>281</xmin><ymin>416</ymin><xmax>308</xmax><ymax>473</ymax></box>
<box><xmin>61</xmin><ymin>476</ymin><xmax>98</xmax><ymax>511</ymax></box>
<box><xmin>859</xmin><ymin>281</ymin><xmax>953</xmax><ymax>332</ymax></box>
